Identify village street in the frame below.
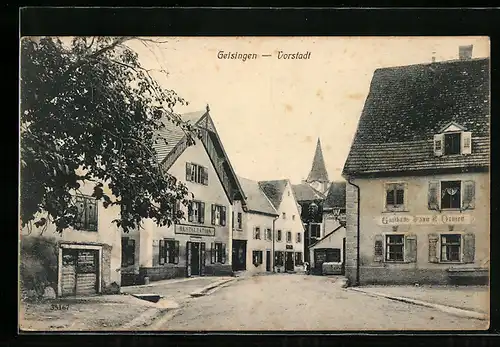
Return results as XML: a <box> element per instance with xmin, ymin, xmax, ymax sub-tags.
<box><xmin>153</xmin><ymin>274</ymin><xmax>488</xmax><ymax>331</ymax></box>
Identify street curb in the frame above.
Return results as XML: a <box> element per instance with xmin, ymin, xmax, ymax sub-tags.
<box><xmin>121</xmin><ymin>276</ymin><xmax>202</xmax><ymax>290</ymax></box>
<box><xmin>189</xmin><ymin>278</ymin><xmax>236</xmax><ymax>297</ymax></box>
<box><xmin>120</xmin><ymin>307</ymin><xmax>170</xmax><ymax>330</ymax></box>
<box><xmin>348</xmin><ymin>287</ymin><xmax>488</xmax><ymax>321</ymax></box>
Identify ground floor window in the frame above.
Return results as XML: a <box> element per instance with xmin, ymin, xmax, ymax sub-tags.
<box><xmin>160</xmin><ymin>239</ymin><xmax>179</xmax><ymax>265</ymax></box>
<box><xmin>275</xmin><ymin>251</ymin><xmax>284</xmax><ymax>266</ymax></box>
<box><xmin>310</xmin><ymin>224</ymin><xmax>321</xmax><ymax>238</ymax></box>
<box><xmin>294</xmin><ymin>252</ymin><xmax>303</xmax><ymax>265</ymax></box>
<box><xmin>121</xmin><ymin>237</ymin><xmax>135</xmax><ymax>266</ymax></box>
<box><xmin>252</xmin><ymin>250</ymin><xmax>263</xmax><ymax>266</ymax></box>
<box><xmin>441</xmin><ymin>234</ymin><xmax>461</xmax><ymax>262</ymax></box>
<box><xmin>325</xmin><ymin>249</ymin><xmax>341</xmax><ymax>263</ymax></box>
<box><xmin>386</xmin><ymin>234</ymin><xmax>404</xmax><ymax>262</ymax></box>
<box><xmin>211</xmin><ymin>242</ymin><xmax>226</xmax><ymax>264</ymax></box>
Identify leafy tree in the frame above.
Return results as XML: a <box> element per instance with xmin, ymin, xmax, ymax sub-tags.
<box><xmin>20</xmin><ymin>36</ymin><xmax>199</xmax><ymax>234</ymax></box>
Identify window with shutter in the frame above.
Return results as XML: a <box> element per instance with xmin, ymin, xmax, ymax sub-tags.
<box><xmin>385</xmin><ymin>183</ymin><xmax>406</xmax><ymax>211</ymax></box>
<box><xmin>434</xmin><ymin>134</ymin><xmax>444</xmax><ymax>156</ymax></box>
<box><xmin>211</xmin><ymin>205</ymin><xmax>216</xmax><ymax>225</ymax></box>
<box><xmin>440</xmin><ymin>234</ymin><xmax>461</xmax><ymax>262</ymax></box>
<box><xmin>221</xmin><ymin>244</ymin><xmax>226</xmax><ymax>264</ymax></box>
<box><xmin>75</xmin><ymin>195</ymin><xmax>98</xmax><ymax>231</ymax></box>
<box><xmin>428</xmin><ymin>233</ymin><xmax>439</xmax><ymax>263</ymax></box>
<box><xmin>221</xmin><ymin>206</ymin><xmax>226</xmax><ymax>226</ymax></box>
<box><xmin>404</xmin><ymin>234</ymin><xmax>417</xmax><ymax>263</ymax></box>
<box><xmin>188</xmin><ymin>202</ymin><xmax>194</xmax><ymax>222</ymax></box>
<box><xmin>462</xmin><ymin>233</ymin><xmax>475</xmax><ymax>263</ymax></box>
<box><xmin>441</xmin><ymin>181</ymin><xmax>461</xmax><ymax>209</ymax></box>
<box><xmin>462</xmin><ymin>180</ymin><xmax>476</xmax><ymax>210</ymax></box>
<box><xmin>174</xmin><ymin>241</ymin><xmax>180</xmax><ymax>264</ymax></box>
<box><xmin>159</xmin><ymin>240</ymin><xmax>165</xmax><ymax>265</ymax></box>
<box><xmin>75</xmin><ymin>196</ymin><xmax>85</xmax><ymax>230</ymax></box>
<box><xmin>374</xmin><ymin>235</ymin><xmax>383</xmax><ymax>262</ymax></box>
<box><xmin>461</xmin><ymin>132</ymin><xmax>472</xmax><ymax>155</ymax></box>
<box><xmin>87</xmin><ymin>198</ymin><xmax>98</xmax><ymax>231</ymax></box>
<box><xmin>199</xmin><ymin>202</ymin><xmax>205</xmax><ymax>224</ymax></box>
<box><xmin>428</xmin><ymin>181</ymin><xmax>440</xmax><ymax>210</ymax></box>
<box><xmin>386</xmin><ymin>235</ymin><xmax>404</xmax><ymax>262</ymax></box>
<box><xmin>203</xmin><ymin>167</ymin><xmax>209</xmax><ymax>185</ymax></box>
<box><xmin>186</xmin><ymin>162</ymin><xmax>192</xmax><ymax>181</ymax></box>
<box><xmin>210</xmin><ymin>242</ymin><xmax>215</xmax><ymax>263</ymax></box>
<box><xmin>237</xmin><ymin>213</ymin><xmax>242</xmax><ymax>229</ymax></box>
<box><xmin>444</xmin><ymin>133</ymin><xmax>461</xmax><ymax>155</ymax></box>
<box><xmin>200</xmin><ymin>243</ymin><xmax>206</xmax><ymax>274</ymax></box>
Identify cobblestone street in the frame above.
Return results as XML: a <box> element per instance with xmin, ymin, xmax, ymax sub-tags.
<box><xmin>157</xmin><ymin>274</ymin><xmax>488</xmax><ymax>331</ymax></box>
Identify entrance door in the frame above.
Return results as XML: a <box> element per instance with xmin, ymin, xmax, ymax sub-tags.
<box><xmin>61</xmin><ymin>248</ymin><xmax>99</xmax><ymax>297</ymax></box>
<box><xmin>266</xmin><ymin>250</ymin><xmax>271</xmax><ymax>271</ymax></box>
<box><xmin>342</xmin><ymin>238</ymin><xmax>346</xmax><ymax>275</ymax></box>
<box><xmin>285</xmin><ymin>251</ymin><xmax>294</xmax><ymax>272</ymax></box>
<box><xmin>191</xmin><ymin>242</ymin><xmax>200</xmax><ymax>276</ymax></box>
<box><xmin>232</xmin><ymin>240</ymin><xmax>247</xmax><ymax>271</ymax></box>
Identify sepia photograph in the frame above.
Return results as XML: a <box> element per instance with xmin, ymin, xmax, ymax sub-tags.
<box><xmin>19</xmin><ymin>35</ymin><xmax>490</xmax><ymax>332</ymax></box>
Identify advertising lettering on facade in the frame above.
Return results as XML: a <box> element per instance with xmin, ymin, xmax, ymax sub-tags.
<box><xmin>378</xmin><ymin>214</ymin><xmax>472</xmax><ymax>226</ymax></box>
<box><xmin>175</xmin><ymin>224</ymin><xmax>216</xmax><ymax>237</ymax></box>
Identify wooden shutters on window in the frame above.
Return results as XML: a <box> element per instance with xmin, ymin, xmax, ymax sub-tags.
<box><xmin>186</xmin><ymin>163</ymin><xmax>192</xmax><ymax>181</ymax></box>
<box><xmin>210</xmin><ymin>242</ymin><xmax>215</xmax><ymax>263</ymax></box>
<box><xmin>86</xmin><ymin>198</ymin><xmax>98</xmax><ymax>231</ymax></box>
<box><xmin>200</xmin><ymin>243</ymin><xmax>206</xmax><ymax>275</ymax></box>
<box><xmin>374</xmin><ymin>234</ymin><xmax>383</xmax><ymax>262</ymax></box>
<box><xmin>202</xmin><ymin>167</ymin><xmax>209</xmax><ymax>185</ymax></box>
<box><xmin>462</xmin><ymin>233</ymin><xmax>475</xmax><ymax>263</ymax></box>
<box><xmin>462</xmin><ymin>180</ymin><xmax>476</xmax><ymax>210</ymax></box>
<box><xmin>428</xmin><ymin>233</ymin><xmax>439</xmax><ymax>263</ymax></box>
<box><xmin>211</xmin><ymin>204</ymin><xmax>216</xmax><ymax>225</ymax></box>
<box><xmin>174</xmin><ymin>241</ymin><xmax>180</xmax><ymax>264</ymax></box>
<box><xmin>428</xmin><ymin>181</ymin><xmax>440</xmax><ymax>210</ymax></box>
<box><xmin>461</xmin><ymin>132</ymin><xmax>472</xmax><ymax>155</ymax></box>
<box><xmin>221</xmin><ymin>244</ymin><xmax>226</xmax><ymax>264</ymax></box>
<box><xmin>199</xmin><ymin>202</ymin><xmax>205</xmax><ymax>223</ymax></box>
<box><xmin>404</xmin><ymin>234</ymin><xmax>417</xmax><ymax>263</ymax></box>
<box><xmin>159</xmin><ymin>239</ymin><xmax>165</xmax><ymax>265</ymax></box>
<box><xmin>221</xmin><ymin>206</ymin><xmax>227</xmax><ymax>226</ymax></box>
<box><xmin>75</xmin><ymin>196</ymin><xmax>85</xmax><ymax>230</ymax></box>
<box><xmin>434</xmin><ymin>134</ymin><xmax>444</xmax><ymax>156</ymax></box>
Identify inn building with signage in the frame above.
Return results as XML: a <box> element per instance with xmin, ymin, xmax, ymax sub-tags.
<box><xmin>121</xmin><ymin>106</ymin><xmax>246</xmax><ymax>284</ymax></box>
<box><xmin>342</xmin><ymin>48</ymin><xmax>490</xmax><ymax>285</ymax></box>
<box><xmin>231</xmin><ymin>176</ymin><xmax>279</xmax><ymax>274</ymax></box>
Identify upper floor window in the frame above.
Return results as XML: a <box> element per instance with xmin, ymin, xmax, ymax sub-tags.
<box><xmin>296</xmin><ymin>232</ymin><xmax>302</xmax><ymax>243</ymax></box>
<box><xmin>254</xmin><ymin>227</ymin><xmax>261</xmax><ymax>240</ymax></box>
<box><xmin>282</xmin><ymin>212</ymin><xmax>286</xmax><ymax>219</ymax></box>
<box><xmin>385</xmin><ymin>183</ymin><xmax>407</xmax><ymax>212</ymax></box>
<box><xmin>75</xmin><ymin>195</ymin><xmax>98</xmax><ymax>231</ymax></box>
<box><xmin>186</xmin><ymin>162</ymin><xmax>208</xmax><ymax>185</ymax></box>
<box><xmin>276</xmin><ymin>230</ymin><xmax>282</xmax><ymax>242</ymax></box>
<box><xmin>211</xmin><ymin>204</ymin><xmax>226</xmax><ymax>226</ymax></box>
<box><xmin>265</xmin><ymin>228</ymin><xmax>272</xmax><ymax>241</ymax></box>
<box><xmin>286</xmin><ymin>231</ymin><xmax>292</xmax><ymax>243</ymax></box>
<box><xmin>237</xmin><ymin>212</ymin><xmax>242</xmax><ymax>230</ymax></box>
<box><xmin>188</xmin><ymin>201</ymin><xmax>205</xmax><ymax>224</ymax></box>
<box><xmin>433</xmin><ymin>122</ymin><xmax>472</xmax><ymax>157</ymax></box>
<box><xmin>428</xmin><ymin>180</ymin><xmax>475</xmax><ymax>211</ymax></box>
<box><xmin>121</xmin><ymin>237</ymin><xmax>135</xmax><ymax>266</ymax></box>
<box><xmin>310</xmin><ymin>224</ymin><xmax>321</xmax><ymax>238</ymax></box>
<box><xmin>292</xmin><ymin>215</ymin><xmax>295</xmax><ymax>221</ymax></box>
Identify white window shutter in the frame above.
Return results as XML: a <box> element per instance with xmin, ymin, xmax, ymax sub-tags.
<box><xmin>461</xmin><ymin>132</ymin><xmax>472</xmax><ymax>155</ymax></box>
<box><xmin>462</xmin><ymin>180</ymin><xmax>476</xmax><ymax>210</ymax></box>
<box><xmin>434</xmin><ymin>134</ymin><xmax>444</xmax><ymax>156</ymax></box>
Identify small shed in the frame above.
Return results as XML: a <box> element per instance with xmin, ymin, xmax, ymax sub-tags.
<box><xmin>308</xmin><ymin>225</ymin><xmax>346</xmax><ymax>275</ymax></box>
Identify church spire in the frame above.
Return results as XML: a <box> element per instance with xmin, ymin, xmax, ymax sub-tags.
<box><xmin>306</xmin><ymin>138</ymin><xmax>329</xmax><ymax>183</ymax></box>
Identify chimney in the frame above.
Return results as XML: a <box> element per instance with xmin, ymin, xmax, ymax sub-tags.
<box><xmin>459</xmin><ymin>45</ymin><xmax>473</xmax><ymax>60</ymax></box>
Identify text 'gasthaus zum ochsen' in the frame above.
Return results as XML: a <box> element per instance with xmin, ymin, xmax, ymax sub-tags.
<box><xmin>217</xmin><ymin>51</ymin><xmax>312</xmax><ymax>62</ymax></box>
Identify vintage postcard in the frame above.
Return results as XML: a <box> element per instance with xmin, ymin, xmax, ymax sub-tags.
<box><xmin>19</xmin><ymin>36</ymin><xmax>490</xmax><ymax>331</ymax></box>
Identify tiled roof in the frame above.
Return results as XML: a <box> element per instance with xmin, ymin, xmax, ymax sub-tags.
<box><xmin>258</xmin><ymin>180</ymin><xmax>288</xmax><ymax>210</ymax></box>
<box><xmin>238</xmin><ymin>176</ymin><xmax>278</xmax><ymax>216</ymax></box>
<box><xmin>292</xmin><ymin>183</ymin><xmax>326</xmax><ymax>202</ymax></box>
<box><xmin>343</xmin><ymin>57</ymin><xmax>490</xmax><ymax>176</ymax></box>
<box><xmin>153</xmin><ymin>111</ymin><xmax>205</xmax><ymax>163</ymax></box>
<box><xmin>324</xmin><ymin>181</ymin><xmax>346</xmax><ymax>209</ymax></box>
<box><xmin>306</xmin><ymin>138</ymin><xmax>329</xmax><ymax>183</ymax></box>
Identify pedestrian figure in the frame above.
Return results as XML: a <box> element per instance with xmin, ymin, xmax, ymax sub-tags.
<box><xmin>304</xmin><ymin>261</ymin><xmax>310</xmax><ymax>275</ymax></box>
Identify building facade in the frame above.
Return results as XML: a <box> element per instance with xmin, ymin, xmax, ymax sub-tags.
<box><xmin>121</xmin><ymin>107</ymin><xmax>246</xmax><ymax>285</ymax></box>
<box><xmin>232</xmin><ymin>177</ymin><xmax>279</xmax><ymax>274</ymax></box>
<box><xmin>342</xmin><ymin>50</ymin><xmax>490</xmax><ymax>285</ymax></box>
<box><xmin>21</xmin><ymin>177</ymin><xmax>122</xmax><ymax>297</ymax></box>
<box><xmin>259</xmin><ymin>179</ymin><xmax>305</xmax><ymax>272</ymax></box>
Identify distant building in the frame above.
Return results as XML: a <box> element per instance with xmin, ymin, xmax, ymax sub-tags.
<box><xmin>259</xmin><ymin>179</ymin><xmax>305</xmax><ymax>273</ymax></box>
<box><xmin>342</xmin><ymin>48</ymin><xmax>490</xmax><ymax>285</ymax></box>
<box><xmin>121</xmin><ymin>107</ymin><xmax>246</xmax><ymax>284</ymax></box>
<box><xmin>292</xmin><ymin>138</ymin><xmax>347</xmax><ymax>269</ymax></box>
<box><xmin>232</xmin><ymin>177</ymin><xmax>279</xmax><ymax>274</ymax></box>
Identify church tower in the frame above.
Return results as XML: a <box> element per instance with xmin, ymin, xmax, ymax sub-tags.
<box><xmin>305</xmin><ymin>138</ymin><xmax>330</xmax><ymax>194</ymax></box>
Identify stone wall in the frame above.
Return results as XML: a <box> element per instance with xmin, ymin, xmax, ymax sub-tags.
<box><xmin>139</xmin><ymin>266</ymin><xmax>186</xmax><ymax>283</ymax></box>
<box><xmin>205</xmin><ymin>264</ymin><xmax>233</xmax><ymax>276</ymax></box>
<box><xmin>344</xmin><ymin>182</ymin><xmax>358</xmax><ymax>285</ymax></box>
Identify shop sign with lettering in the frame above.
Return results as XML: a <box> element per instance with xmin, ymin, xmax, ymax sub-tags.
<box><xmin>175</xmin><ymin>224</ymin><xmax>215</xmax><ymax>237</ymax></box>
<box><xmin>378</xmin><ymin>214</ymin><xmax>472</xmax><ymax>226</ymax></box>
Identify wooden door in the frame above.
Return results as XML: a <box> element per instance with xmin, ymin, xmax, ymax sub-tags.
<box><xmin>76</xmin><ymin>250</ymin><xmax>99</xmax><ymax>296</ymax></box>
<box><xmin>61</xmin><ymin>249</ymin><xmax>77</xmax><ymax>296</ymax></box>
<box><xmin>266</xmin><ymin>250</ymin><xmax>271</xmax><ymax>271</ymax></box>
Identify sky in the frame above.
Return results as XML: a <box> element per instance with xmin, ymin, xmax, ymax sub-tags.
<box><xmin>126</xmin><ymin>37</ymin><xmax>490</xmax><ymax>184</ymax></box>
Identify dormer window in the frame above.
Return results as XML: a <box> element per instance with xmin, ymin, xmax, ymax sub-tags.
<box><xmin>433</xmin><ymin>122</ymin><xmax>471</xmax><ymax>157</ymax></box>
